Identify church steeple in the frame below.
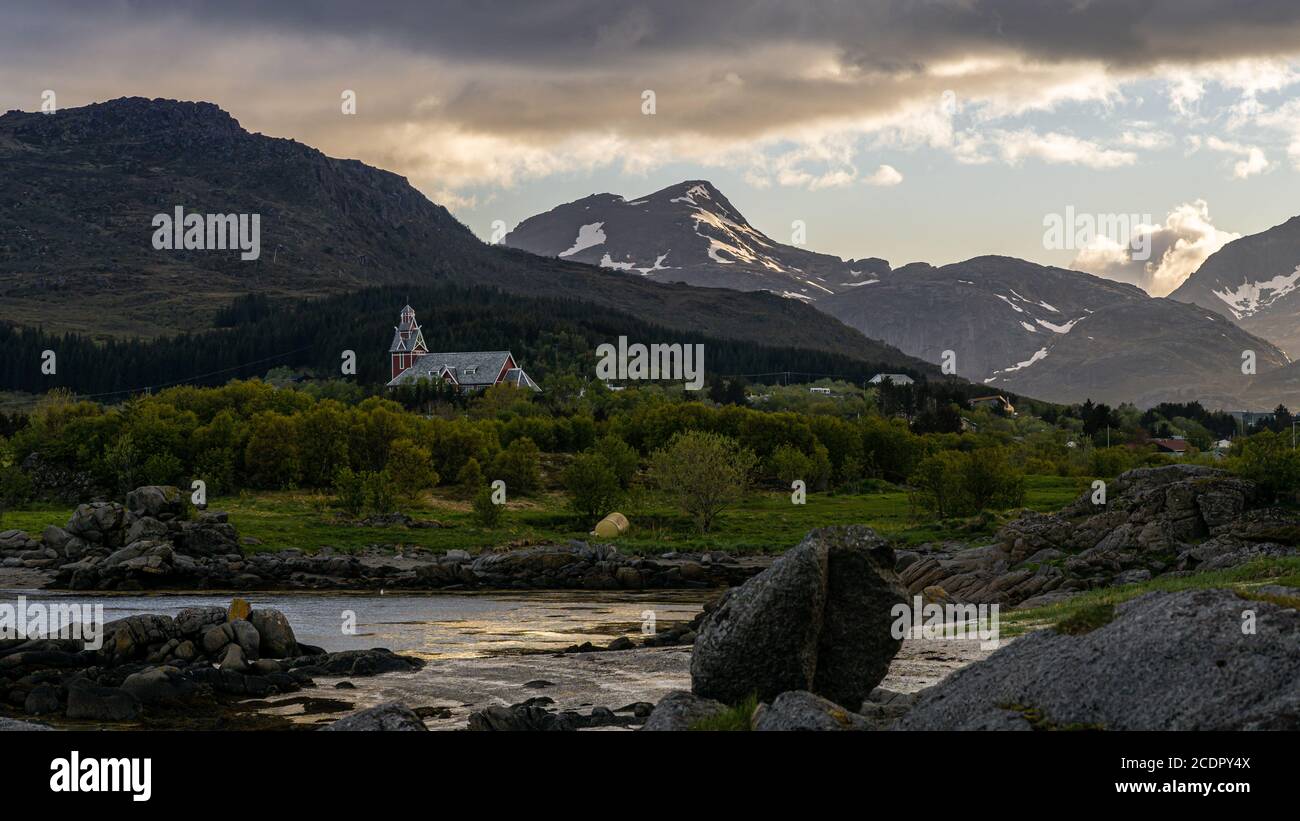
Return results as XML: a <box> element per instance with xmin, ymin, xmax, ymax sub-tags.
<box><xmin>390</xmin><ymin>304</ymin><xmax>429</xmax><ymax>380</ymax></box>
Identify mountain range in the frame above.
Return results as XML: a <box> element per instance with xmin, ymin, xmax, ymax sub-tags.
<box><xmin>503</xmin><ymin>180</ymin><xmax>886</xmax><ymax>300</ymax></box>
<box><xmin>11</xmin><ymin>96</ymin><xmax>1300</xmax><ymax>410</ymax></box>
<box><xmin>509</xmin><ymin>185</ymin><xmax>1298</xmax><ymax>408</ymax></box>
<box><xmin>0</xmin><ymin>97</ymin><xmax>935</xmax><ymax>377</ymax></box>
<box><xmin>1171</xmin><ymin>216</ymin><xmax>1300</xmax><ymax>357</ymax></box>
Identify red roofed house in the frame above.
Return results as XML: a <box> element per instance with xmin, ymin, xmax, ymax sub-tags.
<box><xmin>1150</xmin><ymin>438</ymin><xmax>1189</xmax><ymax>456</ymax></box>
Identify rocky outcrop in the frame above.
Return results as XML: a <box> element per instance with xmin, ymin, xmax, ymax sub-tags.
<box><xmin>0</xmin><ymin>716</ymin><xmax>54</xmax><ymax>731</ymax></box>
<box><xmin>896</xmin><ymin>588</ymin><xmax>1300</xmax><ymax>730</ymax></box>
<box><xmin>7</xmin><ymin>485</ymin><xmax>766</xmax><ymax>592</ymax></box>
<box><xmin>466</xmin><ymin>699</ymin><xmax>644</xmax><ymax>731</ymax></box>
<box><xmin>690</xmin><ymin>526</ymin><xmax>905</xmax><ymax>709</ymax></box>
<box><xmin>44</xmin><ymin>506</ymin><xmax>760</xmax><ymax>591</ymax></box>
<box><xmin>900</xmin><ymin>465</ymin><xmax>1300</xmax><ymax>607</ymax></box>
<box><xmin>320</xmin><ymin>702</ymin><xmax>427</xmax><ymax>732</ymax></box>
<box><xmin>0</xmin><ymin>599</ymin><xmax>423</xmax><ymax>728</ymax></box>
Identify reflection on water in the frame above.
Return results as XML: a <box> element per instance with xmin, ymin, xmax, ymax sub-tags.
<box><xmin>3</xmin><ymin>589</ymin><xmax>710</xmax><ymax>659</ymax></box>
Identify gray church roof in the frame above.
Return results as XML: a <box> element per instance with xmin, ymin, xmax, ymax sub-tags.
<box><xmin>388</xmin><ymin>350</ymin><xmax>540</xmax><ymax>391</ymax></box>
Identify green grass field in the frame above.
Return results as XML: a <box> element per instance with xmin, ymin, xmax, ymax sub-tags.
<box><xmin>1</xmin><ymin>475</ymin><xmax>1091</xmax><ymax>556</ymax></box>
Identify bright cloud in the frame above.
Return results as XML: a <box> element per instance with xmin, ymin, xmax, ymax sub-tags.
<box><xmin>1071</xmin><ymin>200</ymin><xmax>1241</xmax><ymax>296</ymax></box>
<box><xmin>865</xmin><ymin>164</ymin><xmax>903</xmax><ymax>186</ymax></box>
<box><xmin>1203</xmin><ymin>137</ymin><xmax>1271</xmax><ymax>179</ymax></box>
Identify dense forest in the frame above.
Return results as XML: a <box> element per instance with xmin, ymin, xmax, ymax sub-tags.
<box><xmin>1</xmin><ymin>284</ymin><xmax>944</xmax><ymax>400</ymax></box>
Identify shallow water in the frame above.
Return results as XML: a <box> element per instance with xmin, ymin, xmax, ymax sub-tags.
<box><xmin>1</xmin><ymin>588</ymin><xmax>997</xmax><ymax>730</ymax></box>
<box><xmin>1</xmin><ymin>588</ymin><xmax>710</xmax><ymax>659</ymax></box>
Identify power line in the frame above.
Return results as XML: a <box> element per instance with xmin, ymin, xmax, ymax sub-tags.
<box><xmin>0</xmin><ymin>344</ymin><xmax>317</xmax><ymax>409</ymax></box>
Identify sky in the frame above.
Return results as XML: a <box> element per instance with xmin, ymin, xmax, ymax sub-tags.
<box><xmin>5</xmin><ymin>1</ymin><xmax>1300</xmax><ymax>295</ymax></box>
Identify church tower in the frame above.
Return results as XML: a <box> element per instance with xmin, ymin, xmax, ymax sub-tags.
<box><xmin>389</xmin><ymin>304</ymin><xmax>429</xmax><ymax>380</ymax></box>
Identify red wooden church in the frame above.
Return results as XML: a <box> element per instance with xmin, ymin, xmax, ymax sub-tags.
<box><xmin>386</xmin><ymin>305</ymin><xmax>540</xmax><ymax>392</ymax></box>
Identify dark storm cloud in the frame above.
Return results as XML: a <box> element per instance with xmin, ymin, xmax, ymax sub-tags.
<box><xmin>16</xmin><ymin>0</ymin><xmax>1300</xmax><ymax>69</ymax></box>
<box><xmin>5</xmin><ymin>0</ymin><xmax>1300</xmax><ymax>199</ymax></box>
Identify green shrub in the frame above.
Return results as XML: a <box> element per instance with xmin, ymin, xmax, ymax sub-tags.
<box><xmin>472</xmin><ymin>485</ymin><xmax>503</xmax><ymax>527</ymax></box>
<box><xmin>959</xmin><ymin>447</ymin><xmax>1025</xmax><ymax>511</ymax></box>
<box><xmin>908</xmin><ymin>451</ymin><xmax>966</xmax><ymax>518</ymax></box>
<box><xmin>0</xmin><ymin>464</ymin><xmax>34</xmax><ymax>510</ymax></box>
<box><xmin>595</xmin><ymin>434</ymin><xmax>639</xmax><ymax>488</ymax></box>
<box><xmin>490</xmin><ymin>436</ymin><xmax>542</xmax><ymax>495</ymax></box>
<box><xmin>363</xmin><ymin>470</ymin><xmax>398</xmax><ymax>515</ymax></box>
<box><xmin>386</xmin><ymin>437</ymin><xmax>439</xmax><ymax>498</ymax></box>
<box><xmin>767</xmin><ymin>444</ymin><xmax>812</xmax><ymax>488</ymax></box>
<box><xmin>333</xmin><ymin>467</ymin><xmax>367</xmax><ymax>518</ymax></box>
<box><xmin>563</xmin><ymin>451</ymin><xmax>622</xmax><ymax>523</ymax></box>
<box><xmin>142</xmin><ymin>452</ymin><xmax>185</xmax><ymax>486</ymax></box>
<box><xmin>456</xmin><ymin>457</ymin><xmax>485</xmax><ymax>496</ymax></box>
<box><xmin>649</xmin><ymin>430</ymin><xmax>758</xmax><ymax>533</ymax></box>
<box><xmin>909</xmin><ymin>448</ymin><xmax>1025</xmax><ymax>518</ymax></box>
<box><xmin>1231</xmin><ymin>430</ymin><xmax>1300</xmax><ymax>502</ymax></box>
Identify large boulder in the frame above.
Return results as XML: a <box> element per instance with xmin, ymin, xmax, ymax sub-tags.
<box><xmin>897</xmin><ymin>588</ymin><xmax>1300</xmax><ymax>730</ymax></box>
<box><xmin>320</xmin><ymin>702</ymin><xmax>427</xmax><ymax>731</ymax></box>
<box><xmin>120</xmin><ymin>666</ymin><xmax>201</xmax><ymax>706</ymax></box>
<box><xmin>690</xmin><ymin>535</ymin><xmax>827</xmax><ymax>705</ymax></box>
<box><xmin>641</xmin><ymin>691</ymin><xmax>728</xmax><ymax>731</ymax></box>
<box><xmin>690</xmin><ymin>526</ymin><xmax>905</xmax><ymax>708</ymax></box>
<box><xmin>178</xmin><ymin>520</ymin><xmax>242</xmax><ymax>557</ymax></box>
<box><xmin>66</xmin><ymin>682</ymin><xmax>141</xmax><ymax>722</ymax></box>
<box><xmin>41</xmin><ymin>525</ymin><xmax>73</xmax><ymax>555</ymax></box>
<box><xmin>65</xmin><ymin>502</ymin><xmax>127</xmax><ymax>545</ymax></box>
<box><xmin>249</xmin><ymin>609</ymin><xmax>298</xmax><ymax>658</ymax></box>
<box><xmin>813</xmin><ymin>527</ymin><xmax>909</xmax><ymax>708</ymax></box>
<box><xmin>174</xmin><ymin>606</ymin><xmax>226</xmax><ymax>637</ymax></box>
<box><xmin>125</xmin><ymin>516</ymin><xmax>170</xmax><ymax>545</ymax></box>
<box><xmin>751</xmin><ymin>690</ymin><xmax>873</xmax><ymax>731</ymax></box>
<box><xmin>229</xmin><ymin>619</ymin><xmax>260</xmax><ymax>660</ymax></box>
<box><xmin>100</xmin><ymin>614</ymin><xmax>181</xmax><ymax>664</ymax></box>
<box><xmin>126</xmin><ymin>485</ymin><xmax>185</xmax><ymax>520</ymax></box>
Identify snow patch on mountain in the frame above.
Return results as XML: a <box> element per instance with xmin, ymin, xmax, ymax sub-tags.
<box><xmin>985</xmin><ymin>347</ymin><xmax>1050</xmax><ymax>382</ymax></box>
<box><xmin>1036</xmin><ymin>317</ymin><xmax>1080</xmax><ymax>333</ymax></box>
<box><xmin>996</xmin><ymin>294</ymin><xmax>1025</xmax><ymax>313</ymax></box>
<box><xmin>600</xmin><ymin>252</ymin><xmax>673</xmax><ymax>275</ymax></box>
<box><xmin>1212</xmin><ymin>266</ymin><xmax>1300</xmax><ymax>319</ymax></box>
<box><xmin>559</xmin><ymin>222</ymin><xmax>607</xmax><ymax>257</ymax></box>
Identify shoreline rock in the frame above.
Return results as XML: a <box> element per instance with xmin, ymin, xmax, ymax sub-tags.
<box><xmin>3</xmin><ymin>485</ymin><xmax>767</xmax><ymax>592</ymax></box>
<box><xmin>0</xmin><ymin>598</ymin><xmax>424</xmax><ymax>730</ymax></box>
<box><xmin>899</xmin><ymin>464</ymin><xmax>1300</xmax><ymax>607</ymax></box>
<box><xmin>690</xmin><ymin>525</ymin><xmax>905</xmax><ymax>708</ymax></box>
<box><xmin>896</xmin><ymin>587</ymin><xmax>1300</xmax><ymax>731</ymax></box>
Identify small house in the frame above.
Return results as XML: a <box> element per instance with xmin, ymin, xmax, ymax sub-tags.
<box><xmin>868</xmin><ymin>373</ymin><xmax>915</xmax><ymax>386</ymax></box>
<box><xmin>1150</xmin><ymin>438</ymin><xmax>1189</xmax><ymax>456</ymax></box>
<box><xmin>969</xmin><ymin>394</ymin><xmax>1015</xmax><ymax>415</ymax></box>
